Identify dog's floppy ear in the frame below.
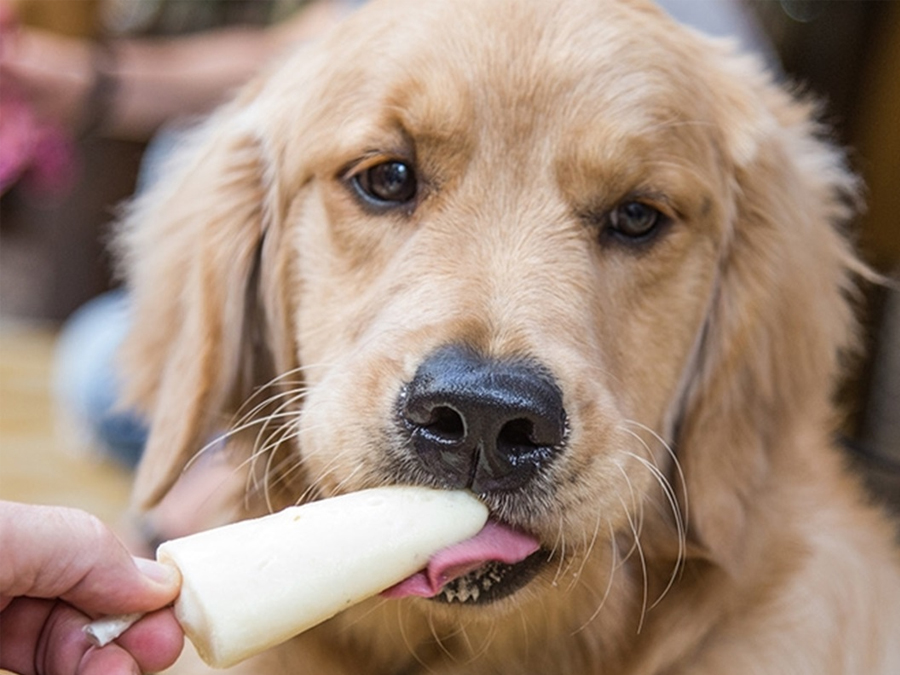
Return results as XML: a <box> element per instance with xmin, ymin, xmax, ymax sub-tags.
<box><xmin>674</xmin><ymin>48</ymin><xmax>865</xmax><ymax>571</ymax></box>
<box><xmin>116</xmin><ymin>106</ymin><xmax>292</xmax><ymax>510</ymax></box>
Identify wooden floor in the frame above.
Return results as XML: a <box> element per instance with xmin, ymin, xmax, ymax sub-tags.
<box><xmin>0</xmin><ymin>320</ymin><xmax>134</xmax><ymax>520</ymax></box>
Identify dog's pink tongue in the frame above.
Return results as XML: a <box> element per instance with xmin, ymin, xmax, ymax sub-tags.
<box><xmin>382</xmin><ymin>520</ymin><xmax>540</xmax><ymax>599</ymax></box>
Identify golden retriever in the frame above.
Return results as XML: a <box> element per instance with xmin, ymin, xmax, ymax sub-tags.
<box><xmin>116</xmin><ymin>0</ymin><xmax>900</xmax><ymax>672</ymax></box>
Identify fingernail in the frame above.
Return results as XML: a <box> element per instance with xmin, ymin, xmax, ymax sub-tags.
<box><xmin>134</xmin><ymin>556</ymin><xmax>179</xmax><ymax>586</ymax></box>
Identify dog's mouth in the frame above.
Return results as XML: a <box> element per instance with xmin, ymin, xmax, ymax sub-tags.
<box><xmin>382</xmin><ymin>519</ymin><xmax>548</xmax><ymax>605</ymax></box>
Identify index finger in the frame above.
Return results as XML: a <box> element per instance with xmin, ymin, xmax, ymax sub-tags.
<box><xmin>0</xmin><ymin>501</ymin><xmax>179</xmax><ymax>616</ymax></box>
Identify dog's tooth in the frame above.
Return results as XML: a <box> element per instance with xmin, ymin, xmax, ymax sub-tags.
<box><xmin>145</xmin><ymin>487</ymin><xmax>486</xmax><ymax>668</ymax></box>
<box><xmin>446</xmin><ymin>580</ymin><xmax>479</xmax><ymax>603</ymax></box>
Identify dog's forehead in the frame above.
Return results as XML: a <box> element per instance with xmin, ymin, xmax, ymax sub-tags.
<box><xmin>337</xmin><ymin>0</ymin><xmax>703</xmax><ymax>118</ymax></box>
<box><xmin>267</xmin><ymin>0</ymin><xmax>734</xmax><ymax>195</ymax></box>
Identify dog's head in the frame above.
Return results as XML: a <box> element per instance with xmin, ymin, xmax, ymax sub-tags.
<box><xmin>119</xmin><ymin>0</ymin><xmax>860</xmax><ymax>638</ymax></box>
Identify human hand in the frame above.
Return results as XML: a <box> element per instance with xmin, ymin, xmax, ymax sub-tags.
<box><xmin>0</xmin><ymin>1</ymin><xmax>86</xmax><ymax>193</ymax></box>
<box><xmin>0</xmin><ymin>1</ymin><xmax>95</xmax><ymax>132</ymax></box>
<box><xmin>0</xmin><ymin>501</ymin><xmax>184</xmax><ymax>675</ymax></box>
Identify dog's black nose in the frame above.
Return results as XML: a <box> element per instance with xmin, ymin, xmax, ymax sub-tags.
<box><xmin>398</xmin><ymin>345</ymin><xmax>567</xmax><ymax>493</ymax></box>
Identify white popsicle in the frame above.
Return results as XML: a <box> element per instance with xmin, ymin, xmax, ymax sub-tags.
<box><xmin>89</xmin><ymin>487</ymin><xmax>488</xmax><ymax>668</ymax></box>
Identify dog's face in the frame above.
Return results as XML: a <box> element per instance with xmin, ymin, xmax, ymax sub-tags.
<box><xmin>288</xmin><ymin>0</ymin><xmax>731</xmax><ymax>605</ymax></box>
<box><xmin>120</xmin><ymin>0</ymin><xmax>858</xmax><ymax>651</ymax></box>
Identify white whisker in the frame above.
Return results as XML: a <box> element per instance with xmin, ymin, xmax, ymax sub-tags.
<box><xmin>568</xmin><ymin>507</ymin><xmax>604</xmax><ymax>592</ymax></box>
<box><xmin>572</xmin><ymin>520</ymin><xmax>619</xmax><ymax>634</ymax></box>
<box><xmin>619</xmin><ymin>423</ymin><xmax>687</xmax><ymax>611</ymax></box>
<box><xmin>622</xmin><ymin>419</ymin><xmax>688</xmax><ymax>526</ymax></box>
<box><xmin>619</xmin><ymin>488</ymin><xmax>648</xmax><ymax>633</ymax></box>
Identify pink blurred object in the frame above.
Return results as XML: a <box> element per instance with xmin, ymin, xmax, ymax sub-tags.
<box><xmin>0</xmin><ymin>91</ymin><xmax>76</xmax><ymax>196</ymax></box>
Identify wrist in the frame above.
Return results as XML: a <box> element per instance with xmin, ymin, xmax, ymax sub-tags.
<box><xmin>78</xmin><ymin>39</ymin><xmax>118</xmax><ymax>137</ymax></box>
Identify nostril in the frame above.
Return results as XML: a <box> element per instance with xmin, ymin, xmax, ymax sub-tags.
<box><xmin>423</xmin><ymin>406</ymin><xmax>466</xmax><ymax>443</ymax></box>
<box><xmin>497</xmin><ymin>418</ymin><xmax>537</xmax><ymax>453</ymax></box>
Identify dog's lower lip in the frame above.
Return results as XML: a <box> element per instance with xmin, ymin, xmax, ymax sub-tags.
<box><xmin>432</xmin><ymin>548</ymin><xmax>549</xmax><ymax>605</ymax></box>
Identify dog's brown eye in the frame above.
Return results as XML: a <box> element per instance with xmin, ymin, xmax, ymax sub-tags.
<box><xmin>353</xmin><ymin>160</ymin><xmax>417</xmax><ymax>206</ymax></box>
<box><xmin>607</xmin><ymin>201</ymin><xmax>664</xmax><ymax>241</ymax></box>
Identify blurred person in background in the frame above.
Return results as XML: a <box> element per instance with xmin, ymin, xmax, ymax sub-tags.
<box><xmin>1</xmin><ymin>0</ymin><xmax>354</xmax><ymax>188</ymax></box>
<box><xmin>1</xmin><ymin>0</ymin><xmax>364</xmax><ymax>550</ymax></box>
<box><xmin>1</xmin><ymin>0</ymin><xmax>360</xmax><ymax>467</ymax></box>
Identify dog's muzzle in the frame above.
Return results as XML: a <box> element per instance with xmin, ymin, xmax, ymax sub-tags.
<box><xmin>388</xmin><ymin>344</ymin><xmax>566</xmax><ymax>604</ymax></box>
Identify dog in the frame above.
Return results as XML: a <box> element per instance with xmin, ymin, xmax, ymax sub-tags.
<box><xmin>116</xmin><ymin>0</ymin><xmax>900</xmax><ymax>672</ymax></box>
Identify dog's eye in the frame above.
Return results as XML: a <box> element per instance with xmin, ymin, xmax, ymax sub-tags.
<box><xmin>607</xmin><ymin>201</ymin><xmax>665</xmax><ymax>241</ymax></box>
<box><xmin>352</xmin><ymin>160</ymin><xmax>418</xmax><ymax>206</ymax></box>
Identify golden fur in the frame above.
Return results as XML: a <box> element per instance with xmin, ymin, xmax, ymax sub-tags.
<box><xmin>117</xmin><ymin>0</ymin><xmax>900</xmax><ymax>672</ymax></box>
